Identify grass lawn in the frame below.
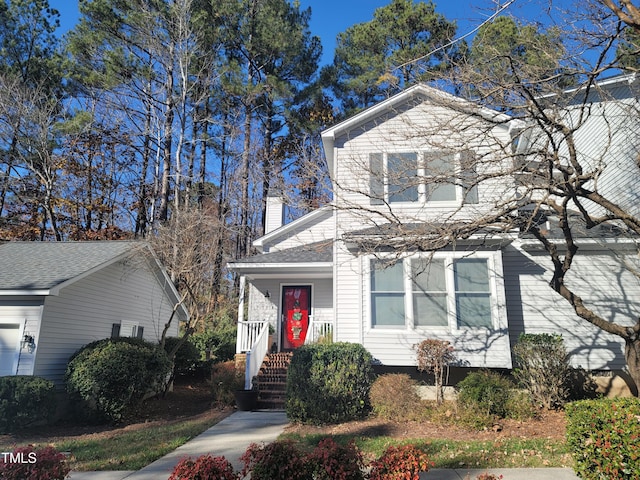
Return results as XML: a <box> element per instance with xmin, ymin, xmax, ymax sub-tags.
<box><xmin>280</xmin><ymin>432</ymin><xmax>573</xmax><ymax>469</ymax></box>
<box><xmin>60</xmin><ymin>412</ymin><xmax>229</xmax><ymax>471</ymax></box>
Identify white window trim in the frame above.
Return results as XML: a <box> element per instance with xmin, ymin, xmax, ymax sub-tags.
<box><xmin>367</xmin><ymin>251</ymin><xmax>505</xmax><ymax>333</ymax></box>
<box><xmin>379</xmin><ymin>151</ymin><xmax>469</xmax><ymax>206</ymax></box>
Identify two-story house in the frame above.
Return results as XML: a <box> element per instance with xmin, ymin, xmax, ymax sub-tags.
<box><xmin>229</xmin><ymin>77</ymin><xmax>640</xmax><ymax>395</ymax></box>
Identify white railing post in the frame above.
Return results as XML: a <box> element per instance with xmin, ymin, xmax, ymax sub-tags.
<box><xmin>244</xmin><ymin>321</ymin><xmax>269</xmax><ymax>390</ymax></box>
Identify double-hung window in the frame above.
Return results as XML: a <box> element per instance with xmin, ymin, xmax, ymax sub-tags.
<box><xmin>370</xmin><ymin>260</ymin><xmax>405</xmax><ymax>327</ymax></box>
<box><xmin>370</xmin><ymin>255</ymin><xmax>497</xmax><ymax>330</ymax></box>
<box><xmin>368</xmin><ymin>151</ymin><xmax>478</xmax><ymax>205</ymax></box>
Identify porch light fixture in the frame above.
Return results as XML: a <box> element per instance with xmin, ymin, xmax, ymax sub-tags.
<box><xmin>21</xmin><ymin>333</ymin><xmax>35</xmax><ymax>352</ymax></box>
<box><xmin>264</xmin><ymin>290</ymin><xmax>270</xmax><ymax>299</ymax></box>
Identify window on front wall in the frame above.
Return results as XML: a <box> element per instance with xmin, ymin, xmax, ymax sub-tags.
<box><xmin>370</xmin><ymin>255</ymin><xmax>495</xmax><ymax>329</ymax></box>
<box><xmin>370</xmin><ymin>260</ymin><xmax>405</xmax><ymax>327</ymax></box>
<box><xmin>368</xmin><ymin>151</ymin><xmax>478</xmax><ymax>205</ymax></box>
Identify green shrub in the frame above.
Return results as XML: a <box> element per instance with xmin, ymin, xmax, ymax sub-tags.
<box><xmin>566</xmin><ymin>398</ymin><xmax>640</xmax><ymax>479</ymax></box>
<box><xmin>163</xmin><ymin>336</ymin><xmax>202</xmax><ymax>378</ymax></box>
<box><xmin>240</xmin><ymin>440</ymin><xmax>311</xmax><ymax>480</ymax></box>
<box><xmin>505</xmin><ymin>389</ymin><xmax>537</xmax><ymax>420</ymax></box>
<box><xmin>0</xmin><ymin>376</ymin><xmax>56</xmax><ymax>433</ymax></box>
<box><xmin>370</xmin><ymin>374</ymin><xmax>423</xmax><ymax>421</ymax></box>
<box><xmin>190</xmin><ymin>324</ymin><xmax>237</xmax><ymax>363</ymax></box>
<box><xmin>65</xmin><ymin>337</ymin><xmax>171</xmax><ymax>422</ymax></box>
<box><xmin>286</xmin><ymin>342</ymin><xmax>374</xmax><ymax>425</ymax></box>
<box><xmin>169</xmin><ymin>454</ymin><xmax>238</xmax><ymax>480</ymax></box>
<box><xmin>513</xmin><ymin>333</ymin><xmax>570</xmax><ymax>409</ymax></box>
<box><xmin>0</xmin><ymin>445</ymin><xmax>70</xmax><ymax>480</ymax></box>
<box><xmin>457</xmin><ymin>370</ymin><xmax>514</xmax><ymax>418</ymax></box>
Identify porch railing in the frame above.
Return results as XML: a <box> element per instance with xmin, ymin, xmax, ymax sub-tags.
<box><xmin>240</xmin><ymin>321</ymin><xmax>269</xmax><ymax>390</ymax></box>
<box><xmin>305</xmin><ymin>319</ymin><xmax>335</xmax><ymax>345</ymax></box>
<box><xmin>237</xmin><ymin>320</ymin><xmax>269</xmax><ymax>354</ymax></box>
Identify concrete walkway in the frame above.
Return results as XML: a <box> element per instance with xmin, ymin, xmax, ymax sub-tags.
<box><xmin>67</xmin><ymin>410</ymin><xmax>581</xmax><ymax>480</ymax></box>
<box><xmin>68</xmin><ymin>410</ymin><xmax>288</xmax><ymax>480</ymax></box>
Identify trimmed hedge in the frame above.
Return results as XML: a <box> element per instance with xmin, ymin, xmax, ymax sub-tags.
<box><xmin>566</xmin><ymin>397</ymin><xmax>640</xmax><ymax>479</ymax></box>
<box><xmin>0</xmin><ymin>376</ymin><xmax>56</xmax><ymax>433</ymax></box>
<box><xmin>286</xmin><ymin>342</ymin><xmax>374</xmax><ymax>425</ymax></box>
<box><xmin>65</xmin><ymin>337</ymin><xmax>171</xmax><ymax>422</ymax></box>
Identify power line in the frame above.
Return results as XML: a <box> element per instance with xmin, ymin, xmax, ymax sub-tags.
<box><xmin>392</xmin><ymin>0</ymin><xmax>517</xmax><ymax>74</ymax></box>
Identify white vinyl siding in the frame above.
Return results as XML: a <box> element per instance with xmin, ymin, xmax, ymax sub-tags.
<box><xmin>503</xmin><ymin>244</ymin><xmax>640</xmax><ymax>371</ymax></box>
<box><xmin>33</xmin><ymin>259</ymin><xmax>180</xmax><ymax>386</ymax></box>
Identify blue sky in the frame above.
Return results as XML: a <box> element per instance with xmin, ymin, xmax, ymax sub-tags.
<box><xmin>50</xmin><ymin>0</ymin><xmax>571</xmax><ymax>66</ymax></box>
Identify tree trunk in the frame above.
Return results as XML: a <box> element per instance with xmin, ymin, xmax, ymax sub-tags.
<box><xmin>625</xmin><ymin>334</ymin><xmax>640</xmax><ymax>396</ymax></box>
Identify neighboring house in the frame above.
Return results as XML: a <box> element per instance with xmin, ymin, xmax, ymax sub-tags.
<box><xmin>0</xmin><ymin>241</ymin><xmax>188</xmax><ymax>387</ymax></box>
<box><xmin>229</xmin><ymin>76</ymin><xmax>640</xmax><ymax>394</ymax></box>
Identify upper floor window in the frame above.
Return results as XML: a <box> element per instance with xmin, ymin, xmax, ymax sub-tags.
<box><xmin>369</xmin><ymin>151</ymin><xmax>478</xmax><ymax>205</ymax></box>
<box><xmin>370</xmin><ymin>254</ymin><xmax>496</xmax><ymax>330</ymax></box>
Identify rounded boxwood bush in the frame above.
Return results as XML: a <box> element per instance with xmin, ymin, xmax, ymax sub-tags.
<box><xmin>285</xmin><ymin>342</ymin><xmax>374</xmax><ymax>425</ymax></box>
<box><xmin>0</xmin><ymin>376</ymin><xmax>56</xmax><ymax>433</ymax></box>
<box><xmin>65</xmin><ymin>337</ymin><xmax>171</xmax><ymax>422</ymax></box>
<box><xmin>457</xmin><ymin>370</ymin><xmax>514</xmax><ymax>418</ymax></box>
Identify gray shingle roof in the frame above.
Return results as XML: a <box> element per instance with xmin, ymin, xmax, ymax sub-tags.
<box><xmin>0</xmin><ymin>241</ymin><xmax>145</xmax><ymax>292</ymax></box>
<box><xmin>232</xmin><ymin>241</ymin><xmax>333</xmax><ymax>265</ymax></box>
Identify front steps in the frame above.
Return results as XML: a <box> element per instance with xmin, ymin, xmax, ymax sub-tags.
<box><xmin>255</xmin><ymin>352</ymin><xmax>292</xmax><ymax>410</ymax></box>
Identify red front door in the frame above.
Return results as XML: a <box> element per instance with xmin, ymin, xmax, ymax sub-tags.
<box><xmin>282</xmin><ymin>286</ymin><xmax>311</xmax><ymax>350</ymax></box>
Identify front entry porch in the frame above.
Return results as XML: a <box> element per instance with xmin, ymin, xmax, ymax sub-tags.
<box><xmin>235</xmin><ymin>276</ymin><xmax>334</xmax><ymax>392</ymax></box>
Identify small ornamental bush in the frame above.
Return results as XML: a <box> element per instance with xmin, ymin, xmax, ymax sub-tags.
<box><xmin>369</xmin><ymin>374</ymin><xmax>423</xmax><ymax>421</ymax></box>
<box><xmin>414</xmin><ymin>339</ymin><xmax>456</xmax><ymax>404</ymax></box>
<box><xmin>286</xmin><ymin>342</ymin><xmax>374</xmax><ymax>424</ymax></box>
<box><xmin>367</xmin><ymin>444</ymin><xmax>432</xmax><ymax>480</ymax></box>
<box><xmin>211</xmin><ymin>360</ymin><xmax>244</xmax><ymax>406</ymax></box>
<box><xmin>168</xmin><ymin>454</ymin><xmax>238</xmax><ymax>480</ymax></box>
<box><xmin>0</xmin><ymin>445</ymin><xmax>70</xmax><ymax>480</ymax></box>
<box><xmin>240</xmin><ymin>440</ymin><xmax>311</xmax><ymax>480</ymax></box>
<box><xmin>0</xmin><ymin>376</ymin><xmax>56</xmax><ymax>433</ymax></box>
<box><xmin>457</xmin><ymin>370</ymin><xmax>514</xmax><ymax>418</ymax></box>
<box><xmin>65</xmin><ymin>337</ymin><xmax>172</xmax><ymax>422</ymax></box>
<box><xmin>513</xmin><ymin>333</ymin><xmax>570</xmax><ymax>409</ymax></box>
<box><xmin>308</xmin><ymin>438</ymin><xmax>366</xmax><ymax>480</ymax></box>
<box><xmin>566</xmin><ymin>398</ymin><xmax>640</xmax><ymax>479</ymax></box>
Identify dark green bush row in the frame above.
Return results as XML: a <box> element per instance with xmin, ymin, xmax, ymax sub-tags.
<box><xmin>0</xmin><ymin>376</ymin><xmax>56</xmax><ymax>433</ymax></box>
<box><xmin>163</xmin><ymin>336</ymin><xmax>202</xmax><ymax>378</ymax></box>
<box><xmin>286</xmin><ymin>342</ymin><xmax>374</xmax><ymax>425</ymax></box>
<box><xmin>65</xmin><ymin>337</ymin><xmax>171</xmax><ymax>422</ymax></box>
<box><xmin>566</xmin><ymin>397</ymin><xmax>640</xmax><ymax>479</ymax></box>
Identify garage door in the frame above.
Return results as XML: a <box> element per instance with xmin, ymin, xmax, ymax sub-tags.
<box><xmin>0</xmin><ymin>324</ymin><xmax>20</xmax><ymax>376</ymax></box>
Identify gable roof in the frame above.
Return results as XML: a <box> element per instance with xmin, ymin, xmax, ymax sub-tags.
<box><xmin>321</xmin><ymin>83</ymin><xmax>512</xmax><ymax>174</ymax></box>
<box><xmin>0</xmin><ymin>242</ymin><xmax>187</xmax><ymax>318</ymax></box>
